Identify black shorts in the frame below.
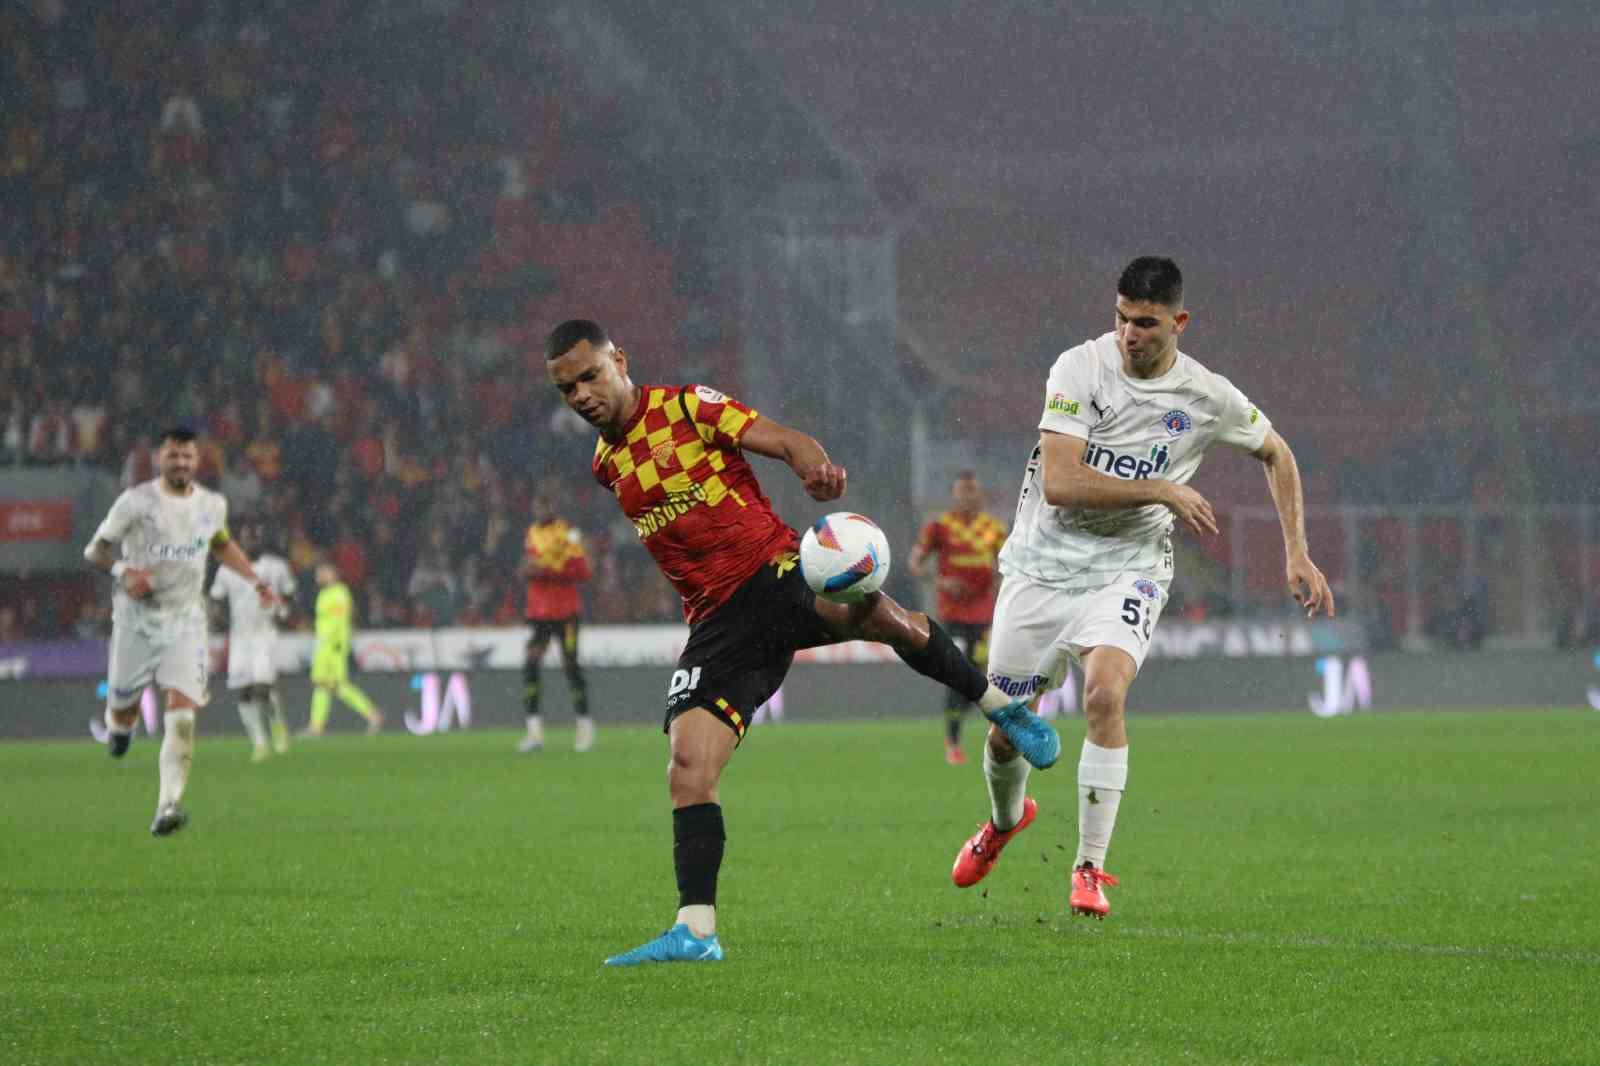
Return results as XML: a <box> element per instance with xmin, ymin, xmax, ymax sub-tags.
<box><xmin>527</xmin><ymin>617</ymin><xmax>581</xmax><ymax>655</ymax></box>
<box><xmin>663</xmin><ymin>552</ymin><xmax>834</xmax><ymax>741</ymax></box>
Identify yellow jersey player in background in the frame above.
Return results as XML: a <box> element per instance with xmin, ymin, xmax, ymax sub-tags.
<box><xmin>303</xmin><ymin>562</ymin><xmax>384</xmax><ymax>736</ymax></box>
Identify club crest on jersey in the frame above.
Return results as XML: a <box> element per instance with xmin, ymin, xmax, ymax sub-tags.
<box><xmin>651</xmin><ymin>441</ymin><xmax>677</xmax><ymax>469</ymax></box>
<box><xmin>1160</xmin><ymin>410</ymin><xmax>1192</xmax><ymax>437</ymax></box>
<box><xmin>1134</xmin><ymin>579</ymin><xmax>1161</xmax><ymax>601</ymax></box>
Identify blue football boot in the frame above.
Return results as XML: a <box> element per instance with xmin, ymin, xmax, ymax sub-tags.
<box><xmin>983</xmin><ymin>699</ymin><xmax>1061</xmax><ymax>769</ymax></box>
<box><xmin>603</xmin><ymin>923</ymin><xmax>725</xmax><ymax>967</ymax></box>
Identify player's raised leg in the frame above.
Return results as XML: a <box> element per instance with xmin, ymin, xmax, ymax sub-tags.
<box><xmin>1070</xmin><ymin>645</ymin><xmax>1135</xmax><ymax>918</ymax></box>
<box><xmin>814</xmin><ymin>592</ymin><xmax>1060</xmax><ymax>769</ymax></box>
<box><xmin>603</xmin><ymin>707</ymin><xmax>730</xmax><ymax>966</ymax></box>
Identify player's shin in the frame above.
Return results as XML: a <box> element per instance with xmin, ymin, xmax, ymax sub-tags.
<box><xmin>159</xmin><ymin>710</ymin><xmax>196</xmax><ymax>807</ymax></box>
<box><xmin>894</xmin><ymin>618</ymin><xmax>989</xmax><ymax>704</ymax></box>
<box><xmin>237</xmin><ymin>697</ymin><xmax>268</xmax><ymax>749</ymax></box>
<box><xmin>984</xmin><ymin>744</ymin><xmax>1031</xmax><ymax>832</ymax></box>
<box><xmin>672</xmin><ymin>803</ymin><xmax>725</xmax><ymax>938</ymax></box>
<box><xmin>309</xmin><ymin>688</ymin><xmax>332</xmax><ymax>733</ymax></box>
<box><xmin>1076</xmin><ymin>739</ymin><xmax>1128</xmax><ymax>868</ymax></box>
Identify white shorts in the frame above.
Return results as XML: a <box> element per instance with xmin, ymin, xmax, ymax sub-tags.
<box><xmin>226</xmin><ymin>634</ymin><xmax>279</xmax><ymax>690</ymax></box>
<box><xmin>985</xmin><ymin>571</ymin><xmax>1168</xmax><ymax>700</ymax></box>
<box><xmin>106</xmin><ymin>624</ymin><xmax>210</xmax><ymax>709</ymax></box>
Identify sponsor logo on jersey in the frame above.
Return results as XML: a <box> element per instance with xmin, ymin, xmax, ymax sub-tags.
<box><xmin>694</xmin><ymin>385</ymin><xmax>728</xmax><ymax>404</ymax></box>
<box><xmin>1160</xmin><ymin>409</ymin><xmax>1192</xmax><ymax>437</ymax></box>
<box><xmin>1134</xmin><ymin>578</ymin><xmax>1161</xmax><ymax>600</ymax></box>
<box><xmin>632</xmin><ymin>484</ymin><xmax>709</xmax><ymax>539</ymax></box>
<box><xmin>148</xmin><ymin>536</ymin><xmax>207</xmax><ymax>562</ymax></box>
<box><xmin>1248</xmin><ymin>406</ymin><xmax>1260</xmax><ymax>424</ymax></box>
<box><xmin>1047</xmin><ymin>393</ymin><xmax>1080</xmax><ymax>416</ymax></box>
<box><xmin>1083</xmin><ymin>442</ymin><xmax>1169</xmax><ymax>480</ymax></box>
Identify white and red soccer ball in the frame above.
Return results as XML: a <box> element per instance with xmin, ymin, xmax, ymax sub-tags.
<box><xmin>799</xmin><ymin>512</ymin><xmax>891</xmax><ymax>603</ymax></box>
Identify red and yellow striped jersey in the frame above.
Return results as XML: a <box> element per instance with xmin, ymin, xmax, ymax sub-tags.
<box><xmin>915</xmin><ymin>509</ymin><xmax>1007</xmax><ymax>623</ymax></box>
<box><xmin>590</xmin><ymin>384</ymin><xmax>795</xmax><ymax>623</ymax></box>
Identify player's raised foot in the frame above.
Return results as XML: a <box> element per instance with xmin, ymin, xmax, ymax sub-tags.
<box><xmin>150</xmin><ymin>803</ymin><xmax>189</xmax><ymax>837</ymax></box>
<box><xmin>983</xmin><ymin>700</ymin><xmax>1061</xmax><ymax>769</ymax></box>
<box><xmin>944</xmin><ymin>740</ymin><xmax>967</xmax><ymax>766</ymax></box>
<box><xmin>365</xmin><ymin>710</ymin><xmax>385</xmax><ymax>736</ymax></box>
<box><xmin>270</xmin><ymin>720</ymin><xmax>290</xmax><ymax>754</ymax></box>
<box><xmin>1069</xmin><ymin>861</ymin><xmax>1119</xmax><ymax>919</ymax></box>
<box><xmin>250</xmin><ymin>744</ymin><xmax>271</xmax><ymax>763</ymax></box>
<box><xmin>603</xmin><ymin>923</ymin><xmax>724</xmax><ymax>967</ymax></box>
<box><xmin>107</xmin><ymin>731</ymin><xmax>133</xmax><ymax>758</ymax></box>
<box><xmin>574</xmin><ymin>717</ymin><xmax>596</xmax><ymax>753</ymax></box>
<box><xmin>951</xmin><ymin>796</ymin><xmax>1037</xmax><ymax>887</ymax></box>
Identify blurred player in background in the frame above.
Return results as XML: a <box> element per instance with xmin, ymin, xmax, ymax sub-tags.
<box><xmin>546</xmin><ymin>319</ymin><xmax>1060</xmax><ymax>967</ymax></box>
<box><xmin>83</xmin><ymin>426</ymin><xmax>278</xmax><ymax>836</ymax></box>
<box><xmin>209</xmin><ymin>521</ymin><xmax>297</xmax><ymax>761</ymax></box>
<box><xmin>518</xmin><ymin>487</ymin><xmax>595</xmax><ymax>753</ymax></box>
<box><xmin>303</xmin><ymin>562</ymin><xmax>384</xmax><ymax>736</ymax></box>
<box><xmin>907</xmin><ymin>470</ymin><xmax>1007</xmax><ymax>765</ymax></box>
<box><xmin>949</xmin><ymin>257</ymin><xmax>1334</xmax><ymax>918</ymax></box>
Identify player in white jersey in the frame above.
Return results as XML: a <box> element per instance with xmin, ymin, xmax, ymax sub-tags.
<box><xmin>209</xmin><ymin>522</ymin><xmax>297</xmax><ymax>762</ymax></box>
<box><xmin>949</xmin><ymin>257</ymin><xmax>1335</xmax><ymax>917</ymax></box>
<box><xmin>83</xmin><ymin>427</ymin><xmax>279</xmax><ymax>837</ymax></box>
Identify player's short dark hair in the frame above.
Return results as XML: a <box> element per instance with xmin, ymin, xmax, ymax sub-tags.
<box><xmin>545</xmin><ymin>320</ymin><xmax>610</xmax><ymax>360</ymax></box>
<box><xmin>159</xmin><ymin>425</ymin><xmax>198</xmax><ymax>445</ymax></box>
<box><xmin>954</xmin><ymin>469</ymin><xmax>978</xmax><ymax>482</ymax></box>
<box><xmin>1117</xmin><ymin>257</ymin><xmax>1184</xmax><ymax>308</ymax></box>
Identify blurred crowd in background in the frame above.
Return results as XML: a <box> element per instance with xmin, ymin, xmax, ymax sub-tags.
<box><xmin>3</xmin><ymin>1</ymin><xmax>1597</xmax><ymax>645</ymax></box>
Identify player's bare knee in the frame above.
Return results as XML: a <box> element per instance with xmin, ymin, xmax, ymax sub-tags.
<box><xmin>1082</xmin><ymin>680</ymin><xmax>1126</xmax><ymax>727</ymax></box>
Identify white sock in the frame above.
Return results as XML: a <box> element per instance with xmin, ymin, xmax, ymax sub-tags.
<box><xmin>1076</xmin><ymin>739</ymin><xmax>1128</xmax><ymax>868</ymax></box>
<box><xmin>977</xmin><ymin>684</ymin><xmax>1014</xmax><ymax>714</ymax></box>
<box><xmin>675</xmin><ymin>904</ymin><xmax>716</xmax><ymax>938</ymax></box>
<box><xmin>266</xmin><ymin>689</ymin><xmax>287</xmax><ymax>730</ymax></box>
<box><xmin>525</xmin><ymin>715</ymin><xmax>543</xmax><ymax>738</ymax></box>
<box><xmin>238</xmin><ymin>699</ymin><xmax>268</xmax><ymax>747</ymax></box>
<box><xmin>984</xmin><ymin>745</ymin><xmax>1031</xmax><ymax>831</ymax></box>
<box><xmin>159</xmin><ymin>710</ymin><xmax>196</xmax><ymax>807</ymax></box>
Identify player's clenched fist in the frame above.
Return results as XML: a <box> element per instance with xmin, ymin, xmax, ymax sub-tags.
<box><xmin>803</xmin><ymin>462</ymin><xmax>847</xmax><ymax>502</ymax></box>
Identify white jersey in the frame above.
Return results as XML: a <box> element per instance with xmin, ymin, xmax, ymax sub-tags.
<box><xmin>210</xmin><ymin>553</ymin><xmax>294</xmax><ymax>638</ymax></box>
<box><xmin>1000</xmin><ymin>332</ymin><xmax>1271</xmax><ymax>588</ymax></box>
<box><xmin>90</xmin><ymin>479</ymin><xmax>229</xmax><ymax>638</ymax></box>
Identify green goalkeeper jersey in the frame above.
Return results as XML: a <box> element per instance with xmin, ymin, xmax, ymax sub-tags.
<box><xmin>315</xmin><ymin>582</ymin><xmax>354</xmax><ymax>647</ymax></box>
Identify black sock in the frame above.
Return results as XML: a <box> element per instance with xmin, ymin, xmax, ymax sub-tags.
<box><xmin>522</xmin><ymin>661</ymin><xmax>541</xmax><ymax>717</ymax></box>
<box><xmin>565</xmin><ymin>664</ymin><xmax>589</xmax><ymax>717</ymax></box>
<box><xmin>897</xmin><ymin>618</ymin><xmax>988</xmax><ymax>704</ymax></box>
<box><xmin>673</xmin><ymin>802</ymin><xmax>726</xmax><ymax>908</ymax></box>
<box><xmin>945</xmin><ymin>708</ymin><xmax>963</xmax><ymax>744</ymax></box>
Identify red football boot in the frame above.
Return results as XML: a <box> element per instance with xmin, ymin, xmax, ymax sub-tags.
<box><xmin>944</xmin><ymin>741</ymin><xmax>968</xmax><ymax>766</ymax></box>
<box><xmin>950</xmin><ymin>797</ymin><xmax>1038</xmax><ymax>887</ymax></box>
<box><xmin>1069</xmin><ymin>861</ymin><xmax>1120</xmax><ymax>919</ymax></box>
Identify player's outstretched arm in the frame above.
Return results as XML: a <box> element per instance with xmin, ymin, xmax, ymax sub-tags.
<box><xmin>1252</xmin><ymin>430</ymin><xmax>1335</xmax><ymax>619</ymax></box>
<box><xmin>1039</xmin><ymin>431</ymin><xmax>1217</xmax><ymax>536</ymax></box>
<box><xmin>739</xmin><ymin>416</ymin><xmax>847</xmax><ymax>501</ymax></box>
<box><xmin>212</xmin><ymin>533</ymin><xmax>277</xmax><ymax>608</ymax></box>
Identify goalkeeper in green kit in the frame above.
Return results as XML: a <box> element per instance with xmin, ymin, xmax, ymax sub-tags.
<box><xmin>303</xmin><ymin>563</ymin><xmax>385</xmax><ymax>736</ymax></box>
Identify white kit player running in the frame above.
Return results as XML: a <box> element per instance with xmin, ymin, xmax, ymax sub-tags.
<box><xmin>949</xmin><ymin>257</ymin><xmax>1335</xmax><ymax>917</ymax></box>
<box><xmin>83</xmin><ymin>427</ymin><xmax>278</xmax><ymax>837</ymax></box>
<box><xmin>210</xmin><ymin>523</ymin><xmax>296</xmax><ymax>762</ymax></box>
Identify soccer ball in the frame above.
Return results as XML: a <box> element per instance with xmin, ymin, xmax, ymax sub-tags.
<box><xmin>799</xmin><ymin>512</ymin><xmax>891</xmax><ymax>603</ymax></box>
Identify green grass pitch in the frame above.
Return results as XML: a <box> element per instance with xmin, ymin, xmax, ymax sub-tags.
<box><xmin>3</xmin><ymin>709</ymin><xmax>1597</xmax><ymax>1065</ymax></box>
